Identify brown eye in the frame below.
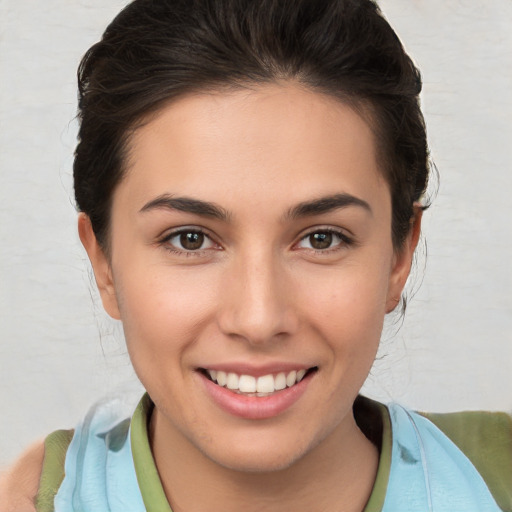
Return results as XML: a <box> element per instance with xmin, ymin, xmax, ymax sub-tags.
<box><xmin>180</xmin><ymin>232</ymin><xmax>205</xmax><ymax>250</ymax></box>
<box><xmin>309</xmin><ymin>232</ymin><xmax>333</xmax><ymax>250</ymax></box>
<box><xmin>165</xmin><ymin>229</ymin><xmax>215</xmax><ymax>252</ymax></box>
<box><xmin>297</xmin><ymin>229</ymin><xmax>350</xmax><ymax>252</ymax></box>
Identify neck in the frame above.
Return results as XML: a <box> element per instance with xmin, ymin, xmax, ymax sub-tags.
<box><xmin>150</xmin><ymin>407</ymin><xmax>379</xmax><ymax>512</ymax></box>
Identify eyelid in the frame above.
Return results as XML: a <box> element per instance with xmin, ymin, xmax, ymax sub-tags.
<box><xmin>294</xmin><ymin>226</ymin><xmax>354</xmax><ymax>251</ymax></box>
<box><xmin>157</xmin><ymin>226</ymin><xmax>222</xmax><ymax>254</ymax></box>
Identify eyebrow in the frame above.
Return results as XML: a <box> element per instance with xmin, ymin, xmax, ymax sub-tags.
<box><xmin>285</xmin><ymin>193</ymin><xmax>372</xmax><ymax>219</ymax></box>
<box><xmin>139</xmin><ymin>192</ymin><xmax>371</xmax><ymax>222</ymax></box>
<box><xmin>139</xmin><ymin>194</ymin><xmax>230</xmax><ymax>221</ymax></box>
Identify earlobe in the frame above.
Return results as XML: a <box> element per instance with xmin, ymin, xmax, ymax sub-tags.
<box><xmin>77</xmin><ymin>213</ymin><xmax>121</xmax><ymax>320</ymax></box>
<box><xmin>386</xmin><ymin>208</ymin><xmax>423</xmax><ymax>313</ymax></box>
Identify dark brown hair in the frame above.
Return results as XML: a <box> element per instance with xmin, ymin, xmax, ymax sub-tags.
<box><xmin>74</xmin><ymin>0</ymin><xmax>430</xmax><ymax>251</ymax></box>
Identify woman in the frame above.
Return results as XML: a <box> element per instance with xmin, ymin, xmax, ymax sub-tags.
<box><xmin>2</xmin><ymin>0</ymin><xmax>511</xmax><ymax>510</ymax></box>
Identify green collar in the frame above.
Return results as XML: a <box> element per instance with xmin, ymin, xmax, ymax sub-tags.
<box><xmin>131</xmin><ymin>394</ymin><xmax>173</xmax><ymax>512</ymax></box>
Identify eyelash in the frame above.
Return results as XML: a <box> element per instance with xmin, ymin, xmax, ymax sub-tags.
<box><xmin>157</xmin><ymin>227</ymin><xmax>353</xmax><ymax>257</ymax></box>
<box><xmin>295</xmin><ymin>227</ymin><xmax>354</xmax><ymax>254</ymax></box>
<box><xmin>158</xmin><ymin>228</ymin><xmax>219</xmax><ymax>257</ymax></box>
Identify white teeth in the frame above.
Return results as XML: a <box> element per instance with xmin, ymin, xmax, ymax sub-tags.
<box><xmin>239</xmin><ymin>375</ymin><xmax>257</xmax><ymax>393</ymax></box>
<box><xmin>274</xmin><ymin>372</ymin><xmax>287</xmax><ymax>390</ymax></box>
<box><xmin>216</xmin><ymin>371</ymin><xmax>227</xmax><ymax>386</ymax></box>
<box><xmin>226</xmin><ymin>373</ymin><xmax>239</xmax><ymax>390</ymax></box>
<box><xmin>206</xmin><ymin>368</ymin><xmax>311</xmax><ymax>394</ymax></box>
<box><xmin>286</xmin><ymin>370</ymin><xmax>297</xmax><ymax>387</ymax></box>
<box><xmin>256</xmin><ymin>374</ymin><xmax>275</xmax><ymax>393</ymax></box>
<box><xmin>296</xmin><ymin>369</ymin><xmax>306</xmax><ymax>382</ymax></box>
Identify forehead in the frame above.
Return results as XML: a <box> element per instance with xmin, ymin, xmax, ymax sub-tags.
<box><xmin>119</xmin><ymin>83</ymin><xmax>388</xmax><ymax>214</ymax></box>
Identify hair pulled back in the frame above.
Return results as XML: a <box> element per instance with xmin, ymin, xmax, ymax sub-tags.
<box><xmin>74</xmin><ymin>0</ymin><xmax>429</xmax><ymax>251</ymax></box>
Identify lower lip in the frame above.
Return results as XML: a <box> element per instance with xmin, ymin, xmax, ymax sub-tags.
<box><xmin>199</xmin><ymin>372</ymin><xmax>313</xmax><ymax>420</ymax></box>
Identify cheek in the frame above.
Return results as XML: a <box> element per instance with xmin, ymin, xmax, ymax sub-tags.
<box><xmin>294</xmin><ymin>257</ymin><xmax>392</xmax><ymax>387</ymax></box>
<box><xmin>298</xmin><ymin>260</ymin><xmax>391</xmax><ymax>332</ymax></box>
<box><xmin>113</xmin><ymin>261</ymin><xmax>220</xmax><ymax>366</ymax></box>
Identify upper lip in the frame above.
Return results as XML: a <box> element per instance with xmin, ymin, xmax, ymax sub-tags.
<box><xmin>197</xmin><ymin>362</ymin><xmax>317</xmax><ymax>377</ymax></box>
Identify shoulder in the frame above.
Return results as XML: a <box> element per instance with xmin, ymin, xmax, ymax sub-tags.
<box><xmin>0</xmin><ymin>441</ymin><xmax>45</xmax><ymax>512</ymax></box>
<box><xmin>0</xmin><ymin>398</ymin><xmax>142</xmax><ymax>512</ymax></box>
<box><xmin>35</xmin><ymin>429</ymin><xmax>74</xmax><ymax>511</ymax></box>
<box><xmin>420</xmin><ymin>409</ymin><xmax>512</xmax><ymax>510</ymax></box>
<box><xmin>419</xmin><ymin>409</ymin><xmax>512</xmax><ymax>470</ymax></box>
<box><xmin>420</xmin><ymin>408</ymin><xmax>512</xmax><ymax>455</ymax></box>
<box><xmin>0</xmin><ymin>429</ymin><xmax>74</xmax><ymax>512</ymax></box>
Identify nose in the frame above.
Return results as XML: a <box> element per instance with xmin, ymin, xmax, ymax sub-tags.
<box><xmin>217</xmin><ymin>249</ymin><xmax>298</xmax><ymax>346</ymax></box>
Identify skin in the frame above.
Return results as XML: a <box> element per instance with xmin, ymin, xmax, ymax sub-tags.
<box><xmin>73</xmin><ymin>82</ymin><xmax>421</xmax><ymax>512</ymax></box>
<box><xmin>0</xmin><ymin>441</ymin><xmax>43</xmax><ymax>512</ymax></box>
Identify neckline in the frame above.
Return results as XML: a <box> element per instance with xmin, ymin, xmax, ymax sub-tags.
<box><xmin>130</xmin><ymin>393</ymin><xmax>392</xmax><ymax>512</ymax></box>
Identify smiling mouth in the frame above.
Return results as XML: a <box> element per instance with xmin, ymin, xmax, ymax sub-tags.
<box><xmin>199</xmin><ymin>367</ymin><xmax>318</xmax><ymax>397</ymax></box>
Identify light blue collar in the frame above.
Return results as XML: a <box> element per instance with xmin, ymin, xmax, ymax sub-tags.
<box><xmin>382</xmin><ymin>404</ymin><xmax>501</xmax><ymax>511</ymax></box>
<box><xmin>54</xmin><ymin>398</ymin><xmax>145</xmax><ymax>512</ymax></box>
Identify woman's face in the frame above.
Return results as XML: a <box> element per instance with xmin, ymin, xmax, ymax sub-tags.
<box><xmin>81</xmin><ymin>83</ymin><xmax>417</xmax><ymax>472</ymax></box>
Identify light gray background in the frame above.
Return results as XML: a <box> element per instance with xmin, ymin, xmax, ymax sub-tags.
<box><xmin>1</xmin><ymin>0</ymin><xmax>511</xmax><ymax>467</ymax></box>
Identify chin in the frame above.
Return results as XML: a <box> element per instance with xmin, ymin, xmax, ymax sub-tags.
<box><xmin>198</xmin><ymin>428</ymin><xmax>323</xmax><ymax>474</ymax></box>
<box><xmin>209</xmin><ymin>447</ymin><xmax>306</xmax><ymax>474</ymax></box>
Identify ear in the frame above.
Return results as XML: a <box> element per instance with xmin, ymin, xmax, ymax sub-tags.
<box><xmin>385</xmin><ymin>207</ymin><xmax>423</xmax><ymax>313</ymax></box>
<box><xmin>78</xmin><ymin>213</ymin><xmax>121</xmax><ymax>320</ymax></box>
